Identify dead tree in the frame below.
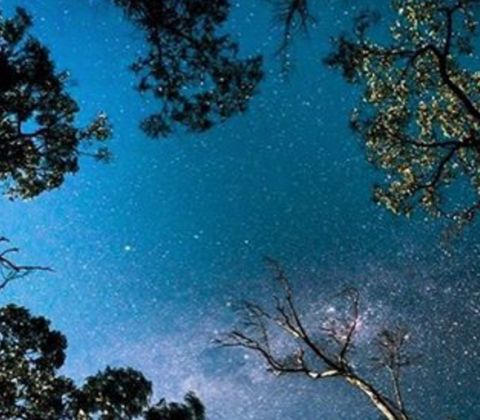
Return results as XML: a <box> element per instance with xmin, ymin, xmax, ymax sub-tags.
<box><xmin>216</xmin><ymin>258</ymin><xmax>413</xmax><ymax>420</ymax></box>
<box><xmin>0</xmin><ymin>237</ymin><xmax>51</xmax><ymax>291</ymax></box>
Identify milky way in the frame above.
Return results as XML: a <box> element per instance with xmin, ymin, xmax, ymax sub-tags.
<box><xmin>0</xmin><ymin>1</ymin><xmax>478</xmax><ymax>419</ymax></box>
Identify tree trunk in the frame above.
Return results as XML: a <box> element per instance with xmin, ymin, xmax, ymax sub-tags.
<box><xmin>345</xmin><ymin>375</ymin><xmax>407</xmax><ymax>420</ymax></box>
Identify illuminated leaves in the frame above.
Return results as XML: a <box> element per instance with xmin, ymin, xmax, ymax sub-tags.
<box><xmin>327</xmin><ymin>0</ymin><xmax>480</xmax><ymax>227</ymax></box>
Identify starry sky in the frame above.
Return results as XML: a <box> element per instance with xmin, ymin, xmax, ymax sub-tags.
<box><xmin>0</xmin><ymin>0</ymin><xmax>479</xmax><ymax>418</ymax></box>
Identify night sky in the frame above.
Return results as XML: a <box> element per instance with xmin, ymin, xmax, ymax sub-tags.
<box><xmin>0</xmin><ymin>0</ymin><xmax>479</xmax><ymax>418</ymax></box>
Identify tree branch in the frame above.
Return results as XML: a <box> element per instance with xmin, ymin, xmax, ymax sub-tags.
<box><xmin>218</xmin><ymin>260</ymin><xmax>414</xmax><ymax>419</ymax></box>
<box><xmin>0</xmin><ymin>237</ymin><xmax>52</xmax><ymax>291</ymax></box>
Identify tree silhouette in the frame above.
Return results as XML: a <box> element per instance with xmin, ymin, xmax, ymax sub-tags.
<box><xmin>73</xmin><ymin>367</ymin><xmax>153</xmax><ymax>419</ymax></box>
<box><xmin>0</xmin><ymin>7</ymin><xmax>111</xmax><ymax>200</ymax></box>
<box><xmin>145</xmin><ymin>392</ymin><xmax>205</xmax><ymax>420</ymax></box>
<box><xmin>268</xmin><ymin>0</ymin><xmax>315</xmax><ymax>72</ymax></box>
<box><xmin>325</xmin><ymin>0</ymin><xmax>480</xmax><ymax>230</ymax></box>
<box><xmin>114</xmin><ymin>0</ymin><xmax>263</xmax><ymax>138</ymax></box>
<box><xmin>0</xmin><ymin>305</ymin><xmax>72</xmax><ymax>419</ymax></box>
<box><xmin>0</xmin><ymin>304</ymin><xmax>205</xmax><ymax>419</ymax></box>
<box><xmin>217</xmin><ymin>259</ymin><xmax>416</xmax><ymax>420</ymax></box>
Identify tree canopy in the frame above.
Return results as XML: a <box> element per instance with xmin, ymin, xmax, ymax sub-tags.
<box><xmin>114</xmin><ymin>0</ymin><xmax>263</xmax><ymax>137</ymax></box>
<box><xmin>0</xmin><ymin>7</ymin><xmax>111</xmax><ymax>200</ymax></box>
<box><xmin>326</xmin><ymin>0</ymin><xmax>480</xmax><ymax>229</ymax></box>
<box><xmin>0</xmin><ymin>304</ymin><xmax>205</xmax><ymax>419</ymax></box>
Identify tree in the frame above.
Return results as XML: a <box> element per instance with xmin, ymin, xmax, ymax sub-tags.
<box><xmin>145</xmin><ymin>392</ymin><xmax>205</xmax><ymax>420</ymax></box>
<box><xmin>113</xmin><ymin>0</ymin><xmax>263</xmax><ymax>138</ymax></box>
<box><xmin>0</xmin><ymin>304</ymin><xmax>205</xmax><ymax>420</ymax></box>
<box><xmin>268</xmin><ymin>0</ymin><xmax>315</xmax><ymax>72</ymax></box>
<box><xmin>0</xmin><ymin>7</ymin><xmax>111</xmax><ymax>200</ymax></box>
<box><xmin>326</xmin><ymin>0</ymin><xmax>480</xmax><ymax>230</ymax></box>
<box><xmin>217</xmin><ymin>259</ymin><xmax>416</xmax><ymax>420</ymax></box>
<box><xmin>0</xmin><ymin>305</ymin><xmax>73</xmax><ymax>419</ymax></box>
<box><xmin>72</xmin><ymin>367</ymin><xmax>153</xmax><ymax>419</ymax></box>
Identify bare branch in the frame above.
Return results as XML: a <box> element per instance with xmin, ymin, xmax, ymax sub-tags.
<box><xmin>264</xmin><ymin>257</ymin><xmax>339</xmax><ymax>369</ymax></box>
<box><xmin>338</xmin><ymin>288</ymin><xmax>360</xmax><ymax>365</ymax></box>
<box><xmin>218</xmin><ymin>260</ymin><xmax>415</xmax><ymax>419</ymax></box>
<box><xmin>373</xmin><ymin>326</ymin><xmax>417</xmax><ymax>419</ymax></box>
<box><xmin>0</xmin><ymin>237</ymin><xmax>52</xmax><ymax>291</ymax></box>
<box><xmin>268</xmin><ymin>0</ymin><xmax>315</xmax><ymax>72</ymax></box>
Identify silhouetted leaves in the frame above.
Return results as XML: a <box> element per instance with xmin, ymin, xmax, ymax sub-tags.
<box><xmin>145</xmin><ymin>392</ymin><xmax>205</xmax><ymax>420</ymax></box>
<box><xmin>114</xmin><ymin>0</ymin><xmax>263</xmax><ymax>137</ymax></box>
<box><xmin>0</xmin><ymin>304</ymin><xmax>204</xmax><ymax>419</ymax></box>
<box><xmin>0</xmin><ymin>7</ymin><xmax>111</xmax><ymax>199</ymax></box>
<box><xmin>77</xmin><ymin>367</ymin><xmax>152</xmax><ymax>419</ymax></box>
<box><xmin>0</xmin><ymin>305</ymin><xmax>74</xmax><ymax>419</ymax></box>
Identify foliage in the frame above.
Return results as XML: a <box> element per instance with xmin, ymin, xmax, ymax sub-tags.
<box><xmin>114</xmin><ymin>0</ymin><xmax>263</xmax><ymax>137</ymax></box>
<box><xmin>145</xmin><ymin>392</ymin><xmax>205</xmax><ymax>420</ymax></box>
<box><xmin>0</xmin><ymin>304</ymin><xmax>205</xmax><ymax>420</ymax></box>
<box><xmin>326</xmin><ymin>0</ymin><xmax>480</xmax><ymax>229</ymax></box>
<box><xmin>0</xmin><ymin>305</ymin><xmax>72</xmax><ymax>419</ymax></box>
<box><xmin>74</xmin><ymin>367</ymin><xmax>153</xmax><ymax>419</ymax></box>
<box><xmin>0</xmin><ymin>7</ymin><xmax>111</xmax><ymax>199</ymax></box>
